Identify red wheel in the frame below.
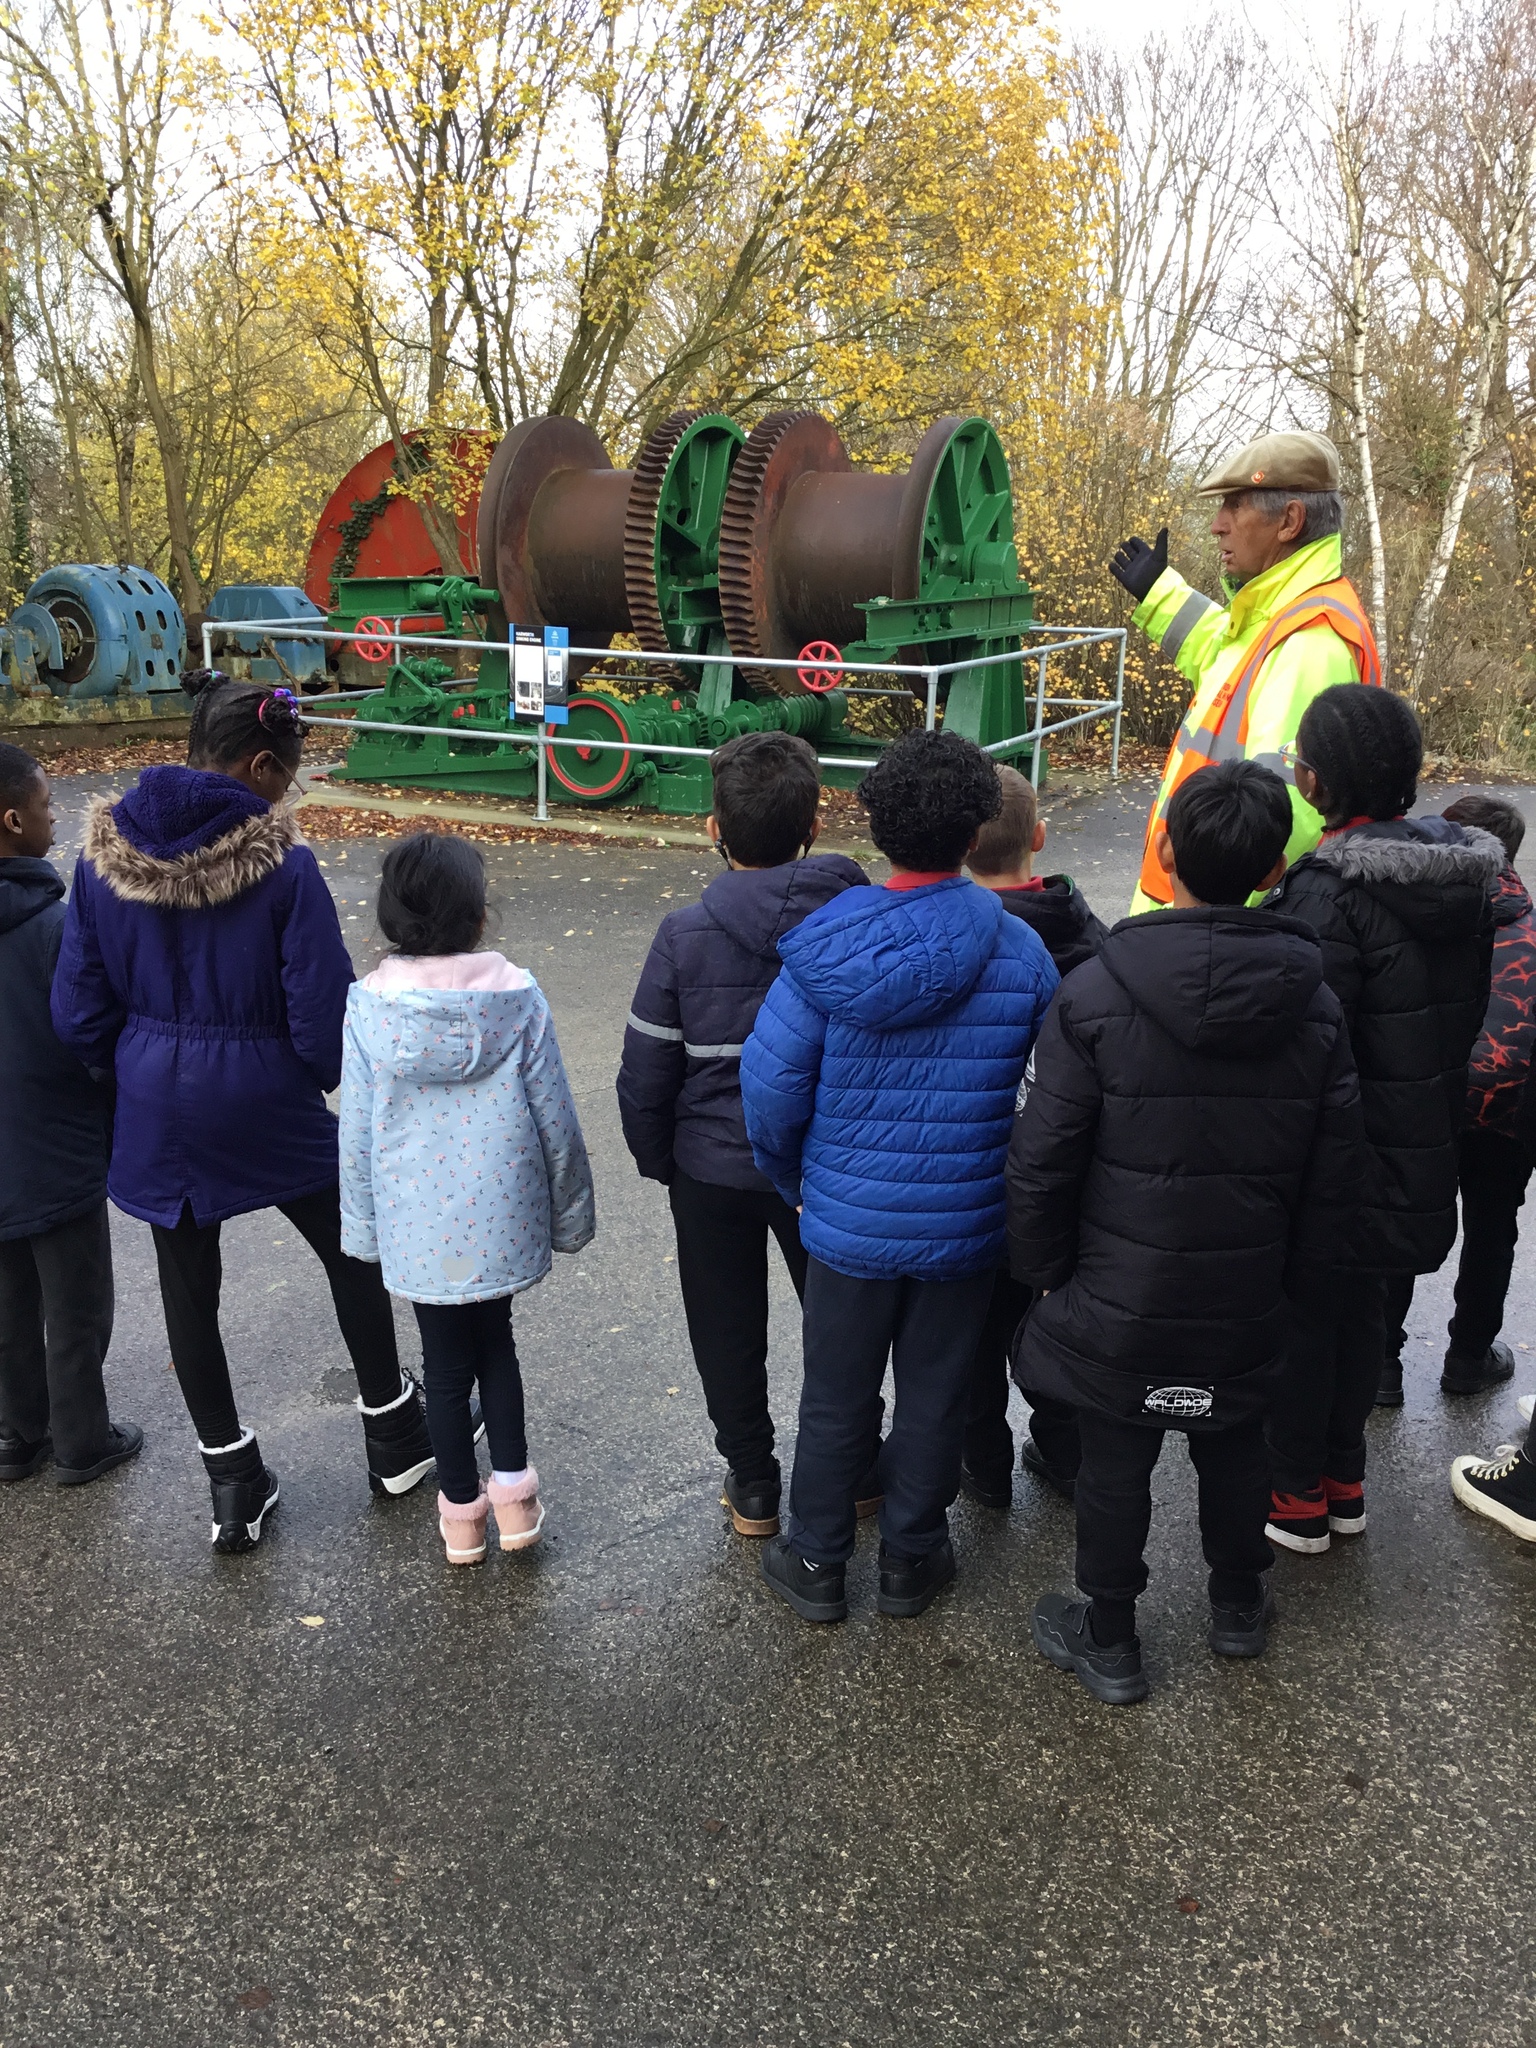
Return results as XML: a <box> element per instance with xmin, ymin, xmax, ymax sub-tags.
<box><xmin>353</xmin><ymin>615</ymin><xmax>393</xmax><ymax>663</ymax></box>
<box><xmin>797</xmin><ymin>640</ymin><xmax>844</xmax><ymax>693</ymax></box>
<box><xmin>545</xmin><ymin>696</ymin><xmax>634</xmax><ymax>799</ymax></box>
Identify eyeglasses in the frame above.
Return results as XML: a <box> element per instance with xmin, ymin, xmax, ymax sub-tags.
<box><xmin>1278</xmin><ymin>740</ymin><xmax>1314</xmax><ymax>776</ymax></box>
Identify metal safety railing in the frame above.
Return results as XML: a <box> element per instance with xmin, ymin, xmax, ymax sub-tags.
<box><xmin>204</xmin><ymin>618</ymin><xmax>1126</xmax><ymax>822</ymax></box>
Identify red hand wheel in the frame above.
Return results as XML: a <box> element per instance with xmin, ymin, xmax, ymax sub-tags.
<box><xmin>797</xmin><ymin>641</ymin><xmax>844</xmax><ymax>693</ymax></box>
<box><xmin>353</xmin><ymin>616</ymin><xmax>393</xmax><ymax>663</ymax></box>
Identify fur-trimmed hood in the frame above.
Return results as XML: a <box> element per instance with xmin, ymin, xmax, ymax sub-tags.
<box><xmin>84</xmin><ymin>786</ymin><xmax>301</xmax><ymax>910</ymax></box>
<box><xmin>1302</xmin><ymin>817</ymin><xmax>1504</xmax><ymax>943</ymax></box>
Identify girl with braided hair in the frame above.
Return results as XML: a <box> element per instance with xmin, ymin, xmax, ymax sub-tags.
<box><xmin>52</xmin><ymin>672</ymin><xmax>444</xmax><ymax>1552</ymax></box>
<box><xmin>1264</xmin><ymin>684</ymin><xmax>1502</xmax><ymax>1554</ymax></box>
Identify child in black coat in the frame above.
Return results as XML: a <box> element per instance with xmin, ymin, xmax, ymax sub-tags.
<box><xmin>961</xmin><ymin>764</ymin><xmax>1106</xmax><ymax>1506</ymax></box>
<box><xmin>1008</xmin><ymin>761</ymin><xmax>1366</xmax><ymax>1703</ymax></box>
<box><xmin>1265</xmin><ymin>687</ymin><xmax>1499</xmax><ymax>1552</ymax></box>
<box><xmin>0</xmin><ymin>743</ymin><xmax>140</xmax><ymax>1485</ymax></box>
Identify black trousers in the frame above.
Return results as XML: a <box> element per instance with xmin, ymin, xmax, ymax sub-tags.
<box><xmin>668</xmin><ymin>1169</ymin><xmax>808</xmax><ymax>1485</ymax></box>
<box><xmin>150</xmin><ymin>1185</ymin><xmax>401</xmax><ymax>1447</ymax></box>
<box><xmin>1267</xmin><ymin>1273</ymin><xmax>1385</xmax><ymax>1493</ymax></box>
<box><xmin>1075</xmin><ymin>1411</ymin><xmax>1273</xmax><ymax>1612</ymax></box>
<box><xmin>0</xmin><ymin>1203</ymin><xmax>115</xmax><ymax>1467</ymax></box>
<box><xmin>963</xmin><ymin>1267</ymin><xmax>1032</xmax><ymax>1482</ymax></box>
<box><xmin>413</xmin><ymin>1296</ymin><xmax>526</xmax><ymax>1504</ymax></box>
<box><xmin>787</xmin><ymin>1258</ymin><xmax>995</xmax><ymax>1565</ymax></box>
<box><xmin>1449</xmin><ymin>1127</ymin><xmax>1531</xmax><ymax>1355</ymax></box>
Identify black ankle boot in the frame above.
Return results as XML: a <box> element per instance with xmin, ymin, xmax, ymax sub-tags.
<box><xmin>202</xmin><ymin>1437</ymin><xmax>279</xmax><ymax>1554</ymax></box>
<box><xmin>358</xmin><ymin>1376</ymin><xmax>437</xmax><ymax>1496</ymax></box>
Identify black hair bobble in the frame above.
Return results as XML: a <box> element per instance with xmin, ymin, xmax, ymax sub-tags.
<box><xmin>180</xmin><ymin>667</ymin><xmax>228</xmax><ymax>700</ymax></box>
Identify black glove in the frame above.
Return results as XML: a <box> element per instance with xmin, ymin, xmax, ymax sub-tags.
<box><xmin>1109</xmin><ymin>527</ymin><xmax>1169</xmax><ymax>602</ymax></box>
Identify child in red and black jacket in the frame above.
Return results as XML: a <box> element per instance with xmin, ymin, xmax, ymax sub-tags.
<box><xmin>1379</xmin><ymin>791</ymin><xmax>1535</xmax><ymax>1404</ymax></box>
<box><xmin>961</xmin><ymin>765</ymin><xmax>1107</xmax><ymax>1507</ymax></box>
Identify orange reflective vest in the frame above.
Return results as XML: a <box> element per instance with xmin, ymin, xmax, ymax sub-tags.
<box><xmin>1136</xmin><ymin>577</ymin><xmax>1383</xmax><ymax>906</ymax></box>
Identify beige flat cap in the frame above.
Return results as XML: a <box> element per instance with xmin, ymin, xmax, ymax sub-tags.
<box><xmin>1196</xmin><ymin>430</ymin><xmax>1342</xmax><ymax>496</ymax></box>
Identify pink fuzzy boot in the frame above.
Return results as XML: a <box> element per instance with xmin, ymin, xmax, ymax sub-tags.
<box><xmin>438</xmin><ymin>1490</ymin><xmax>489</xmax><ymax>1566</ymax></box>
<box><xmin>488</xmin><ymin>1467</ymin><xmax>545</xmax><ymax>1551</ymax></box>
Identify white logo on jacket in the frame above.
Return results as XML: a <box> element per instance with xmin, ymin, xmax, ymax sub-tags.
<box><xmin>1142</xmin><ymin>1384</ymin><xmax>1214</xmax><ymax>1419</ymax></box>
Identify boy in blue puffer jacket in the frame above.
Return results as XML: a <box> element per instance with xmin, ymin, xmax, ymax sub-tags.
<box><xmin>742</xmin><ymin>731</ymin><xmax>1058</xmax><ymax>1622</ymax></box>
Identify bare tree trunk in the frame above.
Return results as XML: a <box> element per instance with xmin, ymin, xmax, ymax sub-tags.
<box><xmin>1335</xmin><ymin>103</ymin><xmax>1389</xmax><ymax>658</ymax></box>
<box><xmin>1403</xmin><ymin>12</ymin><xmax>1536</xmax><ymax>701</ymax></box>
<box><xmin>0</xmin><ymin>262</ymin><xmax>29</xmax><ymax>603</ymax></box>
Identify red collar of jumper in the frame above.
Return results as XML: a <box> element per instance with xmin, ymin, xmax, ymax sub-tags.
<box><xmin>1320</xmin><ymin>813</ymin><xmax>1404</xmax><ymax>840</ymax></box>
<box><xmin>885</xmin><ymin>869</ymin><xmax>962</xmax><ymax>891</ymax></box>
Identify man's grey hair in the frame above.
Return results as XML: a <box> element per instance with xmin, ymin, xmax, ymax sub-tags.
<box><xmin>1247</xmin><ymin>487</ymin><xmax>1344</xmax><ymax>542</ymax></box>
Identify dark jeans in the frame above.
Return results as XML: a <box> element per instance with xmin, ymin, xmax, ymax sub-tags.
<box><xmin>1075</xmin><ymin>1410</ymin><xmax>1272</xmax><ymax>1614</ymax></box>
<box><xmin>1267</xmin><ymin>1273</ymin><xmax>1385</xmax><ymax>1493</ymax></box>
<box><xmin>150</xmin><ymin>1185</ymin><xmax>401</xmax><ymax>1447</ymax></box>
<box><xmin>787</xmin><ymin>1258</ymin><xmax>995</xmax><ymax>1565</ymax></box>
<box><xmin>0</xmin><ymin>1203</ymin><xmax>115</xmax><ymax>1466</ymax></box>
<box><xmin>669</xmin><ymin>1169</ymin><xmax>808</xmax><ymax>1485</ymax></box>
<box><xmin>413</xmin><ymin>1296</ymin><xmax>526</xmax><ymax>1504</ymax></box>
<box><xmin>1449</xmin><ymin>1127</ymin><xmax>1531</xmax><ymax>1355</ymax></box>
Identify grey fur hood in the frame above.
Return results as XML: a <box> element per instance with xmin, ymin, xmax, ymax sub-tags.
<box><xmin>1300</xmin><ymin>817</ymin><xmax>1503</xmax><ymax>942</ymax></box>
<box><xmin>83</xmin><ymin>793</ymin><xmax>301</xmax><ymax>910</ymax></box>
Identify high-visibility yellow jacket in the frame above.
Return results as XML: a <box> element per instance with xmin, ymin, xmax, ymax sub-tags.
<box><xmin>1128</xmin><ymin>534</ymin><xmax>1380</xmax><ymax>915</ymax></box>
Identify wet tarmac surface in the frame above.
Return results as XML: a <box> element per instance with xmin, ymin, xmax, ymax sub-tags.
<box><xmin>1</xmin><ymin>766</ymin><xmax>1532</xmax><ymax>2045</ymax></box>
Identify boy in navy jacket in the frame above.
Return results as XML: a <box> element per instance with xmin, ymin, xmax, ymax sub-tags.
<box><xmin>617</xmin><ymin>732</ymin><xmax>865</xmax><ymax>1537</ymax></box>
<box><xmin>0</xmin><ymin>742</ymin><xmax>140</xmax><ymax>1486</ymax></box>
<box><xmin>741</xmin><ymin>731</ymin><xmax>1057</xmax><ymax>1623</ymax></box>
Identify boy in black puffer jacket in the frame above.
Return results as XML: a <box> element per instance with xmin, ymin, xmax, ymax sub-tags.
<box><xmin>1266</xmin><ymin>686</ymin><xmax>1499</xmax><ymax>1553</ymax></box>
<box><xmin>961</xmin><ymin>764</ymin><xmax>1107</xmax><ymax>1507</ymax></box>
<box><xmin>617</xmin><ymin>732</ymin><xmax>866</xmax><ymax>1537</ymax></box>
<box><xmin>1008</xmin><ymin>761</ymin><xmax>1366</xmax><ymax>1703</ymax></box>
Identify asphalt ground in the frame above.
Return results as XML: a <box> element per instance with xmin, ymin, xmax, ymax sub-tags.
<box><xmin>1</xmin><ymin>766</ymin><xmax>1533</xmax><ymax>2048</ymax></box>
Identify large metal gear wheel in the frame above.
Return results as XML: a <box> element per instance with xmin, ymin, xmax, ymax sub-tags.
<box><xmin>622</xmin><ymin>410</ymin><xmax>745</xmax><ymax>681</ymax></box>
<box><xmin>718</xmin><ymin>411</ymin><xmax>852</xmax><ymax>696</ymax></box>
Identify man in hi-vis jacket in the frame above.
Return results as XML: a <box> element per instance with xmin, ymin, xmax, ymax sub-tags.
<box><xmin>1112</xmin><ymin>431</ymin><xmax>1382</xmax><ymax>916</ymax></box>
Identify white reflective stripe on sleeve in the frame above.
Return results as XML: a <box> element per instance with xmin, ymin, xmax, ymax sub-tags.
<box><xmin>1160</xmin><ymin>591</ymin><xmax>1217</xmax><ymax>661</ymax></box>
<box><xmin>626</xmin><ymin>1010</ymin><xmax>684</xmax><ymax>1042</ymax></box>
<box><xmin>684</xmin><ymin>1042</ymin><xmax>745</xmax><ymax>1059</ymax></box>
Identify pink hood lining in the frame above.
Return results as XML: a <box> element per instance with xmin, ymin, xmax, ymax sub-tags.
<box><xmin>362</xmin><ymin>951</ymin><xmax>533</xmax><ymax>995</ymax></box>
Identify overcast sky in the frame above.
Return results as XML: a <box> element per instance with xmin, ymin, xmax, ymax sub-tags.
<box><xmin>1047</xmin><ymin>0</ymin><xmax>1439</xmax><ymax>57</ymax></box>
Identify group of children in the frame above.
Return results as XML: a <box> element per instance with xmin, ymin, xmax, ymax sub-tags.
<box><xmin>1</xmin><ymin>673</ymin><xmax>1533</xmax><ymax>1703</ymax></box>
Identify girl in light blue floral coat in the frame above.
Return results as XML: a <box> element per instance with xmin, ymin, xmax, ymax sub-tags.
<box><xmin>340</xmin><ymin>833</ymin><xmax>594</xmax><ymax>1565</ymax></box>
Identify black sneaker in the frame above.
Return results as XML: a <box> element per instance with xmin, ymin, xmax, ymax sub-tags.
<box><xmin>1441</xmin><ymin>1339</ymin><xmax>1517</xmax><ymax>1396</ymax></box>
<box><xmin>959</xmin><ymin>1460</ymin><xmax>1012</xmax><ymax>1511</ymax></box>
<box><xmin>203</xmin><ymin>1439</ymin><xmax>280</xmax><ymax>1554</ymax></box>
<box><xmin>1451</xmin><ymin>1442</ymin><xmax>1536</xmax><ymax>1543</ymax></box>
<box><xmin>57</xmin><ymin>1423</ymin><xmax>144</xmax><ymax>1487</ymax></box>
<box><xmin>0</xmin><ymin>1431</ymin><xmax>51</xmax><ymax>1481</ymax></box>
<box><xmin>760</xmin><ymin>1536</ymin><xmax>847</xmax><ymax>1622</ymax></box>
<box><xmin>1375</xmin><ymin>1358</ymin><xmax>1404</xmax><ymax>1407</ymax></box>
<box><xmin>722</xmin><ymin>1469</ymin><xmax>781</xmax><ymax>1538</ymax></box>
<box><xmin>877</xmin><ymin>1538</ymin><xmax>956</xmax><ymax>1618</ymax></box>
<box><xmin>359</xmin><ymin>1376</ymin><xmax>444</xmax><ymax>1496</ymax></box>
<box><xmin>1209</xmin><ymin>1582</ymin><xmax>1276</xmax><ymax>1658</ymax></box>
<box><xmin>1031</xmin><ymin>1591</ymin><xmax>1148</xmax><ymax>1704</ymax></box>
<box><xmin>1020</xmin><ymin>1432</ymin><xmax>1076</xmax><ymax>1503</ymax></box>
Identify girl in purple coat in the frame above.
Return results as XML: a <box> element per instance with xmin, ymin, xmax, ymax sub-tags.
<box><xmin>52</xmin><ymin>674</ymin><xmax>439</xmax><ymax>1552</ymax></box>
